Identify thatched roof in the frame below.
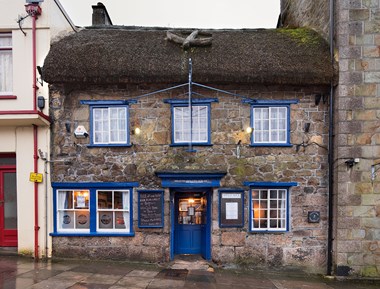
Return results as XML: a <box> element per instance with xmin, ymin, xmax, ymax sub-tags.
<box><xmin>43</xmin><ymin>27</ymin><xmax>336</xmax><ymax>86</ymax></box>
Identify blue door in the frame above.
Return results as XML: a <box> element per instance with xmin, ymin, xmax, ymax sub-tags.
<box><xmin>173</xmin><ymin>191</ymin><xmax>210</xmax><ymax>258</ymax></box>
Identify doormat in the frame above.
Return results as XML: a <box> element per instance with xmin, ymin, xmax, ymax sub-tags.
<box><xmin>156</xmin><ymin>269</ymin><xmax>188</xmax><ymax>280</ymax></box>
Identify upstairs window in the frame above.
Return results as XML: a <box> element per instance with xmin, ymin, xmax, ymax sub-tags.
<box><xmin>165</xmin><ymin>98</ymin><xmax>218</xmax><ymax>146</ymax></box>
<box><xmin>0</xmin><ymin>33</ymin><xmax>12</xmax><ymax>95</ymax></box>
<box><xmin>245</xmin><ymin>100</ymin><xmax>298</xmax><ymax>147</ymax></box>
<box><xmin>81</xmin><ymin>100</ymin><xmax>136</xmax><ymax>147</ymax></box>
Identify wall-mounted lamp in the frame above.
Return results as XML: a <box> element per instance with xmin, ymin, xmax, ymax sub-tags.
<box><xmin>371</xmin><ymin>164</ymin><xmax>380</xmax><ymax>181</ymax></box>
<box><xmin>36</xmin><ymin>66</ymin><xmax>43</xmax><ymax>86</ymax></box>
<box><xmin>304</xmin><ymin>122</ymin><xmax>311</xmax><ymax>133</ymax></box>
<box><xmin>245</xmin><ymin>127</ymin><xmax>253</xmax><ymax>134</ymax></box>
<box><xmin>345</xmin><ymin>158</ymin><xmax>360</xmax><ymax>168</ymax></box>
<box><xmin>132</xmin><ymin>127</ymin><xmax>141</xmax><ymax>135</ymax></box>
<box><xmin>37</xmin><ymin>96</ymin><xmax>45</xmax><ymax>109</ymax></box>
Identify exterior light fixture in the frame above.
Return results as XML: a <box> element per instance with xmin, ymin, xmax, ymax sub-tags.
<box><xmin>132</xmin><ymin>127</ymin><xmax>141</xmax><ymax>135</ymax></box>
<box><xmin>245</xmin><ymin>127</ymin><xmax>253</xmax><ymax>134</ymax></box>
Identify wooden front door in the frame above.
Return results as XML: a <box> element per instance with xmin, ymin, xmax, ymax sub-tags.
<box><xmin>174</xmin><ymin>191</ymin><xmax>209</xmax><ymax>257</ymax></box>
<box><xmin>0</xmin><ymin>161</ymin><xmax>17</xmax><ymax>247</ymax></box>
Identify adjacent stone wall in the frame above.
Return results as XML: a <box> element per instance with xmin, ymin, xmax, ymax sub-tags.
<box><xmin>281</xmin><ymin>0</ymin><xmax>380</xmax><ymax>278</ymax></box>
<box><xmin>334</xmin><ymin>0</ymin><xmax>380</xmax><ymax>277</ymax></box>
<box><xmin>50</xmin><ymin>83</ymin><xmax>330</xmax><ymax>272</ymax></box>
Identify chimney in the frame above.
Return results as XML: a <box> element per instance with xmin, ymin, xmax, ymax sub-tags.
<box><xmin>92</xmin><ymin>2</ymin><xmax>113</xmax><ymax>26</ymax></box>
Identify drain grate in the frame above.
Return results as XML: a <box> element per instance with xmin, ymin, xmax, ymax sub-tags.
<box><xmin>156</xmin><ymin>269</ymin><xmax>188</xmax><ymax>280</ymax></box>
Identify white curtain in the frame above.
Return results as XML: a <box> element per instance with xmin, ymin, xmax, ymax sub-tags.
<box><xmin>122</xmin><ymin>191</ymin><xmax>130</xmax><ymax>231</ymax></box>
<box><xmin>0</xmin><ymin>51</ymin><xmax>12</xmax><ymax>93</ymax></box>
<box><xmin>58</xmin><ymin>191</ymin><xmax>68</xmax><ymax>229</ymax></box>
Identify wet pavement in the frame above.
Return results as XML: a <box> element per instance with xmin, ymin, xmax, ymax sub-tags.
<box><xmin>0</xmin><ymin>255</ymin><xmax>379</xmax><ymax>289</ymax></box>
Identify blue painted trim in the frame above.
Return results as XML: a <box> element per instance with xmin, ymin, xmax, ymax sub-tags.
<box><xmin>205</xmin><ymin>188</ymin><xmax>212</xmax><ymax>260</ymax></box>
<box><xmin>249</xmin><ymin>143</ymin><xmax>293</xmax><ymax>147</ymax></box>
<box><xmin>218</xmin><ymin>189</ymin><xmax>244</xmax><ymax>228</ymax></box>
<box><xmin>170</xmin><ymin>191</ymin><xmax>175</xmax><ymax>260</ymax></box>
<box><xmin>50</xmin><ymin>233</ymin><xmax>135</xmax><ymax>237</ymax></box>
<box><xmin>243</xmin><ymin>181</ymin><xmax>298</xmax><ymax>187</ymax></box>
<box><xmin>168</xmin><ymin>102</ymin><xmax>212</xmax><ymax>145</ymax></box>
<box><xmin>156</xmin><ymin>171</ymin><xmax>226</xmax><ymax>188</ymax></box>
<box><xmin>87</xmin><ymin>144</ymin><xmax>133</xmax><ymax>148</ymax></box>
<box><xmin>249</xmin><ymin>100</ymin><xmax>298</xmax><ymax>147</ymax></box>
<box><xmin>51</xmin><ymin>183</ymin><xmax>137</xmax><ymax>236</ymax></box>
<box><xmin>162</xmin><ymin>180</ymin><xmax>220</xmax><ymax>188</ymax></box>
<box><xmin>247</xmin><ymin>184</ymin><xmax>296</xmax><ymax>233</ymax></box>
<box><xmin>169</xmin><ymin>144</ymin><xmax>213</xmax><ymax>147</ymax></box>
<box><xmin>81</xmin><ymin>100</ymin><xmax>137</xmax><ymax>105</ymax></box>
<box><xmin>52</xmin><ymin>187</ymin><xmax>57</xmax><ymax>233</ymax></box>
<box><xmin>164</xmin><ymin>98</ymin><xmax>218</xmax><ymax>104</ymax></box>
<box><xmin>85</xmin><ymin>104</ymin><xmax>131</xmax><ymax>147</ymax></box>
<box><xmin>242</xmin><ymin>99</ymin><xmax>299</xmax><ymax>105</ymax></box>
<box><xmin>52</xmin><ymin>182</ymin><xmax>139</xmax><ymax>188</ymax></box>
<box><xmin>137</xmin><ymin>190</ymin><xmax>164</xmax><ymax>228</ymax></box>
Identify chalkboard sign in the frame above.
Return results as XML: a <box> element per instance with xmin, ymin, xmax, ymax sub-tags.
<box><xmin>219</xmin><ymin>189</ymin><xmax>244</xmax><ymax>227</ymax></box>
<box><xmin>138</xmin><ymin>190</ymin><xmax>164</xmax><ymax>228</ymax></box>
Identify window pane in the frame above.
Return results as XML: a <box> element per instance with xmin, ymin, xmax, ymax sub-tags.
<box><xmin>74</xmin><ymin>190</ymin><xmax>89</xmax><ymax>209</ymax></box>
<box><xmin>0</xmin><ymin>51</ymin><xmax>12</xmax><ymax>93</ymax></box>
<box><xmin>59</xmin><ymin>211</ymin><xmax>74</xmax><ymax>229</ymax></box>
<box><xmin>75</xmin><ymin>211</ymin><xmax>90</xmax><ymax>229</ymax></box>
<box><xmin>99</xmin><ymin>211</ymin><xmax>113</xmax><ymax>228</ymax></box>
<box><xmin>115</xmin><ymin>211</ymin><xmax>127</xmax><ymax>229</ymax></box>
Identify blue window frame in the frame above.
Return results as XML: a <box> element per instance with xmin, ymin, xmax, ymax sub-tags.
<box><xmin>244</xmin><ymin>182</ymin><xmax>297</xmax><ymax>233</ymax></box>
<box><xmin>243</xmin><ymin>100</ymin><xmax>298</xmax><ymax>147</ymax></box>
<box><xmin>164</xmin><ymin>98</ymin><xmax>218</xmax><ymax>146</ymax></box>
<box><xmin>80</xmin><ymin>100</ymin><xmax>137</xmax><ymax>147</ymax></box>
<box><xmin>51</xmin><ymin>182</ymin><xmax>138</xmax><ymax>237</ymax></box>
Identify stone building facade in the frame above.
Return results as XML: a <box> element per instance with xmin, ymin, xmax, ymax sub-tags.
<box><xmin>49</xmin><ymin>83</ymin><xmax>330</xmax><ymax>272</ymax></box>
<box><xmin>43</xmin><ymin>4</ymin><xmax>335</xmax><ymax>274</ymax></box>
<box><xmin>282</xmin><ymin>0</ymin><xmax>380</xmax><ymax>278</ymax></box>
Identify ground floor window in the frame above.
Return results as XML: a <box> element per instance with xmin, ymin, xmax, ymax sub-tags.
<box><xmin>245</xmin><ymin>181</ymin><xmax>297</xmax><ymax>233</ymax></box>
<box><xmin>51</xmin><ymin>182</ymin><xmax>138</xmax><ymax>236</ymax></box>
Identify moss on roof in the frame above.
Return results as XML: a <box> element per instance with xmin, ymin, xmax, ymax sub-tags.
<box><xmin>43</xmin><ymin>27</ymin><xmax>336</xmax><ymax>86</ymax></box>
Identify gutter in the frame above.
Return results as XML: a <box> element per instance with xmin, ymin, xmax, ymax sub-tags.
<box><xmin>327</xmin><ymin>0</ymin><xmax>335</xmax><ymax>276</ymax></box>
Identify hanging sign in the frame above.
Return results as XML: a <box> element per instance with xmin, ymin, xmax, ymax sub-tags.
<box><xmin>29</xmin><ymin>172</ymin><xmax>43</xmax><ymax>183</ymax></box>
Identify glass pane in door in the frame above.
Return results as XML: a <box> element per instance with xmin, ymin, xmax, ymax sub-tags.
<box><xmin>4</xmin><ymin>172</ymin><xmax>17</xmax><ymax>229</ymax></box>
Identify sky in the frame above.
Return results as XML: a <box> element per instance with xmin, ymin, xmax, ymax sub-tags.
<box><xmin>59</xmin><ymin>0</ymin><xmax>280</xmax><ymax>29</ymax></box>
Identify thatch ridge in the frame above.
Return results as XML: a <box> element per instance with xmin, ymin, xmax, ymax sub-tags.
<box><xmin>43</xmin><ymin>27</ymin><xmax>336</xmax><ymax>86</ymax></box>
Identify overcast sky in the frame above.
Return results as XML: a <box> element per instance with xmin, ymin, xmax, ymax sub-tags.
<box><xmin>59</xmin><ymin>0</ymin><xmax>280</xmax><ymax>28</ymax></box>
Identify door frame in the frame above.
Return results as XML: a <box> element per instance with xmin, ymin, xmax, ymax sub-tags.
<box><xmin>0</xmin><ymin>154</ymin><xmax>17</xmax><ymax>247</ymax></box>
<box><xmin>170</xmin><ymin>187</ymin><xmax>212</xmax><ymax>260</ymax></box>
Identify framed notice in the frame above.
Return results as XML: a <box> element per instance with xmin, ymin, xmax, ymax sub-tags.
<box><xmin>138</xmin><ymin>190</ymin><xmax>164</xmax><ymax>228</ymax></box>
<box><xmin>219</xmin><ymin>189</ymin><xmax>244</xmax><ymax>227</ymax></box>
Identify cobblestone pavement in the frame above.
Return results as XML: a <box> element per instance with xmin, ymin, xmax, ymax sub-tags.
<box><xmin>0</xmin><ymin>255</ymin><xmax>379</xmax><ymax>289</ymax></box>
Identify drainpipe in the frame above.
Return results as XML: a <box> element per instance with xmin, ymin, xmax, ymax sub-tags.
<box><xmin>26</xmin><ymin>2</ymin><xmax>42</xmax><ymax>260</ymax></box>
<box><xmin>327</xmin><ymin>0</ymin><xmax>335</xmax><ymax>276</ymax></box>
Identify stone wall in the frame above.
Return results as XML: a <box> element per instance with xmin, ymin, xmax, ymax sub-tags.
<box><xmin>281</xmin><ymin>0</ymin><xmax>380</xmax><ymax>278</ymax></box>
<box><xmin>50</xmin><ymin>83</ymin><xmax>330</xmax><ymax>272</ymax></box>
<box><xmin>334</xmin><ymin>0</ymin><xmax>380</xmax><ymax>277</ymax></box>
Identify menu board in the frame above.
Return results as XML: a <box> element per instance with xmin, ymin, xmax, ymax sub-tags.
<box><xmin>138</xmin><ymin>190</ymin><xmax>164</xmax><ymax>228</ymax></box>
<box><xmin>219</xmin><ymin>190</ymin><xmax>244</xmax><ymax>227</ymax></box>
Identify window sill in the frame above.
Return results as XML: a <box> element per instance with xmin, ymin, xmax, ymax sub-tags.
<box><xmin>50</xmin><ymin>232</ymin><xmax>135</xmax><ymax>237</ymax></box>
<box><xmin>170</xmin><ymin>143</ymin><xmax>213</xmax><ymax>147</ymax></box>
<box><xmin>250</xmin><ymin>143</ymin><xmax>293</xmax><ymax>147</ymax></box>
<box><xmin>87</xmin><ymin>144</ymin><xmax>132</xmax><ymax>148</ymax></box>
<box><xmin>249</xmin><ymin>230</ymin><xmax>288</xmax><ymax>233</ymax></box>
<box><xmin>0</xmin><ymin>95</ymin><xmax>17</xmax><ymax>99</ymax></box>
